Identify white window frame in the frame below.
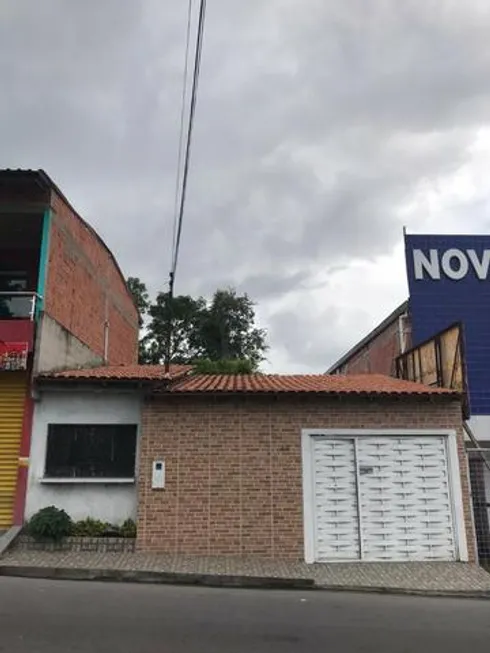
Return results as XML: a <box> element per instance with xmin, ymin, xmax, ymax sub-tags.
<box><xmin>301</xmin><ymin>428</ymin><xmax>468</xmax><ymax>564</ymax></box>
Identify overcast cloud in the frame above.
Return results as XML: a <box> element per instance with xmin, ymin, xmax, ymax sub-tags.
<box><xmin>2</xmin><ymin>0</ymin><xmax>490</xmax><ymax>372</ymax></box>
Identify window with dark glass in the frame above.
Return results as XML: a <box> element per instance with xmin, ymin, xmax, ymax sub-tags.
<box><xmin>45</xmin><ymin>424</ymin><xmax>137</xmax><ymax>479</ymax></box>
<box><xmin>0</xmin><ymin>271</ymin><xmax>30</xmax><ymax>318</ymax></box>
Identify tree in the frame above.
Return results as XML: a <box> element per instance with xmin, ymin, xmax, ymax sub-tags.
<box><xmin>127</xmin><ymin>277</ymin><xmax>152</xmax><ymax>363</ymax></box>
<box><xmin>141</xmin><ymin>291</ymin><xmax>206</xmax><ymax>365</ymax></box>
<box><xmin>139</xmin><ymin>286</ymin><xmax>268</xmax><ymax>369</ymax></box>
<box><xmin>198</xmin><ymin>288</ymin><xmax>267</xmax><ymax>369</ymax></box>
<box><xmin>126</xmin><ymin>277</ymin><xmax>150</xmax><ymax>329</ymax></box>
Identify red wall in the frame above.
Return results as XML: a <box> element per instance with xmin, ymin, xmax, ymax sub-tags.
<box><xmin>337</xmin><ymin>316</ymin><xmax>412</xmax><ymax>376</ymax></box>
<box><xmin>0</xmin><ymin>321</ymin><xmax>34</xmax><ymax>350</ymax></box>
<box><xmin>44</xmin><ymin>191</ymin><xmax>138</xmax><ymax>365</ymax></box>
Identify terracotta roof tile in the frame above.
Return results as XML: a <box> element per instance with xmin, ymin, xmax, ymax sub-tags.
<box><xmin>166</xmin><ymin>373</ymin><xmax>459</xmax><ymax>396</ymax></box>
<box><xmin>36</xmin><ymin>365</ymin><xmax>460</xmax><ymax>398</ymax></box>
<box><xmin>37</xmin><ymin>364</ymin><xmax>190</xmax><ymax>382</ymax></box>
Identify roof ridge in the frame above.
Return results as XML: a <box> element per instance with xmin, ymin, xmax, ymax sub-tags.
<box><xmin>164</xmin><ymin>371</ymin><xmax>459</xmax><ymax>397</ymax></box>
<box><xmin>35</xmin><ymin>366</ymin><xmax>460</xmax><ymax>398</ymax></box>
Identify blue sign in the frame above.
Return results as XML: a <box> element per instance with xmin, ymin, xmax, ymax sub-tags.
<box><xmin>405</xmin><ymin>234</ymin><xmax>490</xmax><ymax>416</ymax></box>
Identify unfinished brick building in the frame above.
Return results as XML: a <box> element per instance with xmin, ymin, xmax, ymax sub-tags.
<box><xmin>0</xmin><ymin>169</ymin><xmax>138</xmax><ymax>529</ymax></box>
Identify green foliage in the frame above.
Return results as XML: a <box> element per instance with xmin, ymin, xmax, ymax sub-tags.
<box><xmin>199</xmin><ymin>288</ymin><xmax>267</xmax><ymax>369</ymax></box>
<box><xmin>27</xmin><ymin>506</ymin><xmax>73</xmax><ymax>542</ymax></box>
<box><xmin>127</xmin><ymin>277</ymin><xmax>151</xmax><ymax>362</ymax></box>
<box><xmin>72</xmin><ymin>518</ymin><xmax>111</xmax><ymax>538</ymax></box>
<box><xmin>137</xmin><ymin>286</ymin><xmax>268</xmax><ymax>370</ymax></box>
<box><xmin>127</xmin><ymin>277</ymin><xmax>150</xmax><ymax>329</ymax></box>
<box><xmin>141</xmin><ymin>292</ymin><xmax>206</xmax><ymax>365</ymax></box>
<box><xmin>27</xmin><ymin>509</ymin><xmax>137</xmax><ymax>541</ymax></box>
<box><xmin>193</xmin><ymin>358</ymin><xmax>255</xmax><ymax>375</ymax></box>
<box><xmin>120</xmin><ymin>518</ymin><xmax>137</xmax><ymax>538</ymax></box>
<box><xmin>72</xmin><ymin>517</ymin><xmax>137</xmax><ymax>538</ymax></box>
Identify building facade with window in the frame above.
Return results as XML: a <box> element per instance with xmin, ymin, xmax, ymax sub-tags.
<box><xmin>28</xmin><ymin>368</ymin><xmax>476</xmax><ymax>563</ymax></box>
<box><xmin>27</xmin><ymin>386</ymin><xmax>141</xmax><ymax>523</ymax></box>
<box><xmin>0</xmin><ymin>169</ymin><xmax>139</xmax><ymax>530</ymax></box>
<box><xmin>26</xmin><ymin>366</ymin><xmax>188</xmax><ymax>524</ymax></box>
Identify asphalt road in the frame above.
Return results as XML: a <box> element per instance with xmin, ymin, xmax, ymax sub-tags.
<box><xmin>1</xmin><ymin>577</ymin><xmax>490</xmax><ymax>652</ymax></box>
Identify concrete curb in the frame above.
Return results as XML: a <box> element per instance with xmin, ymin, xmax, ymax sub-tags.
<box><xmin>0</xmin><ymin>565</ymin><xmax>315</xmax><ymax>590</ymax></box>
<box><xmin>0</xmin><ymin>527</ymin><xmax>21</xmax><ymax>557</ymax></box>
<box><xmin>315</xmin><ymin>583</ymin><xmax>490</xmax><ymax>600</ymax></box>
<box><xmin>2</xmin><ymin>565</ymin><xmax>490</xmax><ymax>599</ymax></box>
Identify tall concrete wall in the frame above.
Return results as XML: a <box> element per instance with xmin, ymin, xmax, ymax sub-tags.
<box><xmin>34</xmin><ymin>314</ymin><xmax>104</xmax><ymax>374</ymax></box>
<box><xmin>26</xmin><ymin>387</ymin><xmax>141</xmax><ymax>523</ymax></box>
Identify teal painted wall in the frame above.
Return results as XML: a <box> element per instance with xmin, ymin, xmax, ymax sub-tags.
<box><xmin>36</xmin><ymin>208</ymin><xmax>51</xmax><ymax>315</ymax></box>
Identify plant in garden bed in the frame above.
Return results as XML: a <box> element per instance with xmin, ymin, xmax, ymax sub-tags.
<box><xmin>120</xmin><ymin>518</ymin><xmax>137</xmax><ymax>538</ymax></box>
<box><xmin>26</xmin><ymin>508</ymin><xmax>138</xmax><ymax>541</ymax></box>
<box><xmin>72</xmin><ymin>518</ymin><xmax>113</xmax><ymax>538</ymax></box>
<box><xmin>72</xmin><ymin>517</ymin><xmax>137</xmax><ymax>538</ymax></box>
<box><xmin>27</xmin><ymin>506</ymin><xmax>73</xmax><ymax>542</ymax></box>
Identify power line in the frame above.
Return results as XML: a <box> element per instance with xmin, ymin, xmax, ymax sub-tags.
<box><xmin>171</xmin><ymin>0</ymin><xmax>208</xmax><ymax>283</ymax></box>
<box><xmin>165</xmin><ymin>0</ymin><xmax>208</xmax><ymax>372</ymax></box>
<box><xmin>171</xmin><ymin>0</ymin><xmax>194</xmax><ymax>261</ymax></box>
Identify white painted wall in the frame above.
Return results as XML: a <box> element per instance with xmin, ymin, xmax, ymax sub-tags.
<box><xmin>468</xmin><ymin>415</ymin><xmax>490</xmax><ymax>441</ymax></box>
<box><xmin>26</xmin><ymin>388</ymin><xmax>142</xmax><ymax>524</ymax></box>
<box><xmin>467</xmin><ymin>415</ymin><xmax>490</xmax><ymax>526</ymax></box>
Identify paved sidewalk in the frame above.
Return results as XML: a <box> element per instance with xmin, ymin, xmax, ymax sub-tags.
<box><xmin>2</xmin><ymin>548</ymin><xmax>490</xmax><ymax>594</ymax></box>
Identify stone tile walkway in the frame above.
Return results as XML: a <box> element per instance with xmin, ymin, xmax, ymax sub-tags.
<box><xmin>2</xmin><ymin>548</ymin><xmax>490</xmax><ymax>593</ymax></box>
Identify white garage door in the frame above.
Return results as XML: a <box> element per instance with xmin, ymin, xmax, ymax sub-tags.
<box><xmin>312</xmin><ymin>436</ymin><xmax>456</xmax><ymax>562</ymax></box>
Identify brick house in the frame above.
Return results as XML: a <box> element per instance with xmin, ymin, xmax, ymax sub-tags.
<box><xmin>0</xmin><ymin>169</ymin><xmax>138</xmax><ymax>529</ymax></box>
<box><xmin>31</xmin><ymin>367</ymin><xmax>475</xmax><ymax>562</ymax></box>
<box><xmin>137</xmin><ymin>373</ymin><xmax>475</xmax><ymax>562</ymax></box>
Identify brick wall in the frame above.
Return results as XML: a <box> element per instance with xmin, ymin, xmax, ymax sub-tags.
<box><xmin>137</xmin><ymin>395</ymin><xmax>475</xmax><ymax>561</ymax></box>
<box><xmin>15</xmin><ymin>535</ymin><xmax>135</xmax><ymax>553</ymax></box>
<box><xmin>44</xmin><ymin>191</ymin><xmax>138</xmax><ymax>365</ymax></box>
<box><xmin>337</xmin><ymin>316</ymin><xmax>412</xmax><ymax>376</ymax></box>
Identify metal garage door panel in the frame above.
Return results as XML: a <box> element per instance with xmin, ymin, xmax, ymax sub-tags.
<box><xmin>313</xmin><ymin>438</ymin><xmax>360</xmax><ymax>561</ymax></box>
<box><xmin>357</xmin><ymin>437</ymin><xmax>455</xmax><ymax>561</ymax></box>
<box><xmin>0</xmin><ymin>373</ymin><xmax>25</xmax><ymax>528</ymax></box>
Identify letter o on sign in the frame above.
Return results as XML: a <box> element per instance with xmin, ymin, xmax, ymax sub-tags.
<box><xmin>441</xmin><ymin>249</ymin><xmax>469</xmax><ymax>280</ymax></box>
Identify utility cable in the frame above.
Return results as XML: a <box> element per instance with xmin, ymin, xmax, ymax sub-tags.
<box><xmin>165</xmin><ymin>0</ymin><xmax>208</xmax><ymax>372</ymax></box>
<box><xmin>171</xmin><ymin>0</ymin><xmax>207</xmax><ymax>284</ymax></box>
<box><xmin>171</xmin><ymin>0</ymin><xmax>194</xmax><ymax>260</ymax></box>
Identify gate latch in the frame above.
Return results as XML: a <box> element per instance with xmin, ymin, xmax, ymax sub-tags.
<box><xmin>359</xmin><ymin>465</ymin><xmax>374</xmax><ymax>475</ymax></box>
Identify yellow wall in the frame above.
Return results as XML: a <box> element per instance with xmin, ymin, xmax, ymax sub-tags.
<box><xmin>0</xmin><ymin>373</ymin><xmax>26</xmax><ymax>528</ymax></box>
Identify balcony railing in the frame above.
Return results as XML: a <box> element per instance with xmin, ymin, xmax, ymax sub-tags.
<box><xmin>0</xmin><ymin>292</ymin><xmax>41</xmax><ymax>320</ymax></box>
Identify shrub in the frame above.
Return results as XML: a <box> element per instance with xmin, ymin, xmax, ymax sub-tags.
<box><xmin>102</xmin><ymin>523</ymin><xmax>122</xmax><ymax>537</ymax></box>
<box><xmin>27</xmin><ymin>511</ymin><xmax>137</xmax><ymax>541</ymax></box>
<box><xmin>27</xmin><ymin>506</ymin><xmax>72</xmax><ymax>542</ymax></box>
<box><xmin>120</xmin><ymin>518</ymin><xmax>137</xmax><ymax>538</ymax></box>
<box><xmin>72</xmin><ymin>518</ymin><xmax>114</xmax><ymax>538</ymax></box>
<box><xmin>192</xmin><ymin>358</ymin><xmax>255</xmax><ymax>375</ymax></box>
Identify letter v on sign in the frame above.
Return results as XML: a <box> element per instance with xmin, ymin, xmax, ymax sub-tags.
<box><xmin>467</xmin><ymin>250</ymin><xmax>490</xmax><ymax>280</ymax></box>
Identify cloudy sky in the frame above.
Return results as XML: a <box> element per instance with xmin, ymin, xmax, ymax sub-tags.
<box><xmin>2</xmin><ymin>1</ymin><xmax>490</xmax><ymax>372</ymax></box>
